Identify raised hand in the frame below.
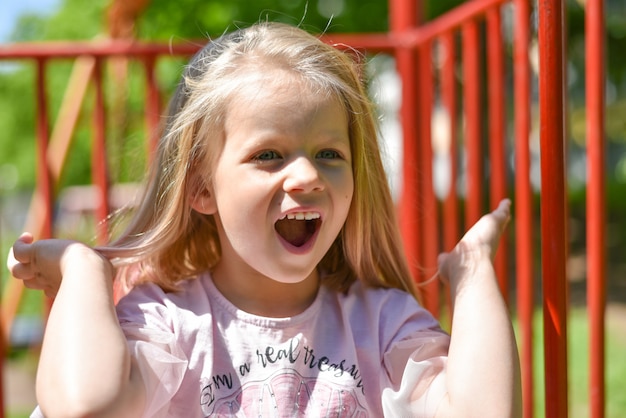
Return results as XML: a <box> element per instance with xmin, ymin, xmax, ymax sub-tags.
<box><xmin>438</xmin><ymin>199</ymin><xmax>511</xmax><ymax>284</ymax></box>
<box><xmin>434</xmin><ymin>199</ymin><xmax>521</xmax><ymax>417</ymax></box>
<box><xmin>8</xmin><ymin>233</ymin><xmax>143</xmax><ymax>416</ymax></box>
<box><xmin>7</xmin><ymin>233</ymin><xmax>113</xmax><ymax>298</ymax></box>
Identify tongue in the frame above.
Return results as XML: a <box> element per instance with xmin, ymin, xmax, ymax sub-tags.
<box><xmin>275</xmin><ymin>219</ymin><xmax>315</xmax><ymax>247</ymax></box>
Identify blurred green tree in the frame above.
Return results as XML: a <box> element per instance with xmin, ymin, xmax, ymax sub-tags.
<box><xmin>0</xmin><ymin>0</ymin><xmax>625</xmax><ymax>192</ymax></box>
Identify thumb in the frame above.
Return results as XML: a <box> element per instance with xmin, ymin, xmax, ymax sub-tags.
<box><xmin>13</xmin><ymin>233</ymin><xmax>35</xmax><ymax>255</ymax></box>
<box><xmin>11</xmin><ymin>232</ymin><xmax>35</xmax><ymax>263</ymax></box>
<box><xmin>18</xmin><ymin>232</ymin><xmax>34</xmax><ymax>244</ymax></box>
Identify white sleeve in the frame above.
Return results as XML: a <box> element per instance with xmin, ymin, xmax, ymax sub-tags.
<box><xmin>116</xmin><ymin>284</ymin><xmax>189</xmax><ymax>418</ymax></box>
<box><xmin>30</xmin><ymin>406</ymin><xmax>44</xmax><ymax>418</ymax></box>
<box><xmin>29</xmin><ymin>317</ymin><xmax>187</xmax><ymax>418</ymax></box>
<box><xmin>121</xmin><ymin>324</ymin><xmax>188</xmax><ymax>418</ymax></box>
<box><xmin>382</xmin><ymin>330</ymin><xmax>450</xmax><ymax>417</ymax></box>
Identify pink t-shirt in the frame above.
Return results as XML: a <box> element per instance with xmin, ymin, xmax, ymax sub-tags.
<box><xmin>111</xmin><ymin>273</ymin><xmax>450</xmax><ymax>417</ymax></box>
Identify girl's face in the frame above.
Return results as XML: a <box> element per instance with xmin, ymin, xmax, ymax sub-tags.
<box><xmin>196</xmin><ymin>69</ymin><xmax>354</xmax><ymax>286</ymax></box>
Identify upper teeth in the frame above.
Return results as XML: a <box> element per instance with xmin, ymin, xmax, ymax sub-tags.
<box><xmin>283</xmin><ymin>212</ymin><xmax>320</xmax><ymax>220</ymax></box>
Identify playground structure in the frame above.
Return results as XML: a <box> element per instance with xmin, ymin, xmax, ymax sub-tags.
<box><xmin>0</xmin><ymin>0</ymin><xmax>607</xmax><ymax>417</ymax></box>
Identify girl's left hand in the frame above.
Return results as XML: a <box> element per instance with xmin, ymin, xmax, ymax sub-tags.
<box><xmin>438</xmin><ymin>199</ymin><xmax>511</xmax><ymax>284</ymax></box>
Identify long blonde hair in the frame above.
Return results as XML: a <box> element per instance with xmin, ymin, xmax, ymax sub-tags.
<box><xmin>100</xmin><ymin>22</ymin><xmax>418</xmax><ymax>299</ymax></box>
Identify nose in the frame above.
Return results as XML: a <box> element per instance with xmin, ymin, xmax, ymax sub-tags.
<box><xmin>283</xmin><ymin>156</ymin><xmax>324</xmax><ymax>193</ymax></box>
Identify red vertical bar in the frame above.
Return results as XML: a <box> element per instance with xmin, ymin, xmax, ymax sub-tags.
<box><xmin>395</xmin><ymin>54</ymin><xmax>421</xmax><ymax>277</ymax></box>
<box><xmin>92</xmin><ymin>58</ymin><xmax>110</xmax><ymax>244</ymax></box>
<box><xmin>441</xmin><ymin>32</ymin><xmax>460</xmax><ymax>253</ymax></box>
<box><xmin>36</xmin><ymin>58</ymin><xmax>53</xmax><ymax>239</ymax></box>
<box><xmin>36</xmin><ymin>56</ymin><xmax>55</xmax><ymax>376</ymax></box>
<box><xmin>513</xmin><ymin>0</ymin><xmax>535</xmax><ymax>417</ymax></box>
<box><xmin>538</xmin><ymin>1</ymin><xmax>569</xmax><ymax>417</ymax></box>
<box><xmin>486</xmin><ymin>6</ymin><xmax>509</xmax><ymax>302</ymax></box>
<box><xmin>440</xmin><ymin>31</ymin><xmax>458</xmax><ymax>324</ymax></box>
<box><xmin>143</xmin><ymin>56</ymin><xmax>160</xmax><ymax>161</ymax></box>
<box><xmin>392</xmin><ymin>0</ymin><xmax>423</xmax><ymax>286</ymax></box>
<box><xmin>418</xmin><ymin>41</ymin><xmax>440</xmax><ymax>316</ymax></box>
<box><xmin>585</xmin><ymin>0</ymin><xmax>606</xmax><ymax>416</ymax></box>
<box><xmin>462</xmin><ymin>20</ymin><xmax>483</xmax><ymax>228</ymax></box>
<box><xmin>389</xmin><ymin>0</ymin><xmax>422</xmax><ymax>30</ymax></box>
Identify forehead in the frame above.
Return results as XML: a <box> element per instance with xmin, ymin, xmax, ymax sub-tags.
<box><xmin>231</xmin><ymin>62</ymin><xmax>328</xmax><ymax>97</ymax></box>
<box><xmin>224</xmin><ymin>64</ymin><xmax>346</xmax><ymax>120</ymax></box>
<box><xmin>216</xmin><ymin>66</ymin><xmax>350</xmax><ymax>153</ymax></box>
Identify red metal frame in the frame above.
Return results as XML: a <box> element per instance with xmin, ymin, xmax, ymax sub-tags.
<box><xmin>513</xmin><ymin>1</ymin><xmax>535</xmax><ymax>417</ymax></box>
<box><xmin>35</xmin><ymin>58</ymin><xmax>53</xmax><ymax>240</ymax></box>
<box><xmin>440</xmin><ymin>31</ymin><xmax>459</xmax><ymax>321</ymax></box>
<box><xmin>92</xmin><ymin>58</ymin><xmax>110</xmax><ymax>244</ymax></box>
<box><xmin>538</xmin><ymin>1</ymin><xmax>569</xmax><ymax>417</ymax></box>
<box><xmin>0</xmin><ymin>41</ymin><xmax>201</xmax><ymax>59</ymax></box>
<box><xmin>440</xmin><ymin>32</ymin><xmax>460</xmax><ymax>256</ymax></box>
<box><xmin>462</xmin><ymin>19</ymin><xmax>484</xmax><ymax>228</ymax></box>
<box><xmin>486</xmin><ymin>6</ymin><xmax>509</xmax><ymax>301</ymax></box>
<box><xmin>417</xmin><ymin>39</ymin><xmax>441</xmax><ymax>315</ymax></box>
<box><xmin>0</xmin><ymin>1</ymin><xmax>609</xmax><ymax>417</ymax></box>
<box><xmin>143</xmin><ymin>56</ymin><xmax>161</xmax><ymax>158</ymax></box>
<box><xmin>392</xmin><ymin>0</ymin><xmax>425</xmax><ymax>307</ymax></box>
<box><xmin>586</xmin><ymin>1</ymin><xmax>606</xmax><ymax>417</ymax></box>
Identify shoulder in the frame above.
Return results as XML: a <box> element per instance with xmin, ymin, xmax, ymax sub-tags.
<box><xmin>116</xmin><ymin>274</ymin><xmax>211</xmax><ymax>324</ymax></box>
<box><xmin>118</xmin><ymin>275</ymin><xmax>203</xmax><ymax>305</ymax></box>
<box><xmin>339</xmin><ymin>281</ymin><xmax>431</xmax><ymax>320</ymax></box>
<box><xmin>332</xmin><ymin>281</ymin><xmax>443</xmax><ymax>340</ymax></box>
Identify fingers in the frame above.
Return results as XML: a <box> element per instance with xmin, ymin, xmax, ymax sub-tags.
<box><xmin>9</xmin><ymin>261</ymin><xmax>35</xmax><ymax>280</ymax></box>
<box><xmin>8</xmin><ymin>233</ymin><xmax>63</xmax><ymax>298</ymax></box>
<box><xmin>493</xmin><ymin>199</ymin><xmax>512</xmax><ymax>224</ymax></box>
<box><xmin>497</xmin><ymin>198</ymin><xmax>511</xmax><ymax>214</ymax></box>
<box><xmin>497</xmin><ymin>198</ymin><xmax>511</xmax><ymax>210</ymax></box>
<box><xmin>434</xmin><ymin>200</ymin><xmax>512</xmax><ymax>286</ymax></box>
<box><xmin>10</xmin><ymin>232</ymin><xmax>35</xmax><ymax>264</ymax></box>
<box><xmin>8</xmin><ymin>233</ymin><xmax>33</xmax><ymax>276</ymax></box>
<box><xmin>7</xmin><ymin>232</ymin><xmax>44</xmax><ymax>284</ymax></box>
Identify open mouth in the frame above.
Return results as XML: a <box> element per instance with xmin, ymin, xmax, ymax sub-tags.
<box><xmin>275</xmin><ymin>212</ymin><xmax>321</xmax><ymax>248</ymax></box>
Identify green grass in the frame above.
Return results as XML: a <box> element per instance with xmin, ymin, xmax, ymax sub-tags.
<box><xmin>8</xmin><ymin>413</ymin><xmax>30</xmax><ymax>418</ymax></box>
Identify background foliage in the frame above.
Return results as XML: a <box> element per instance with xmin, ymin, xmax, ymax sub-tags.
<box><xmin>1</xmin><ymin>0</ymin><xmax>625</xmax><ymax>191</ymax></box>
<box><xmin>1</xmin><ymin>0</ymin><xmax>626</xmax><ymax>192</ymax></box>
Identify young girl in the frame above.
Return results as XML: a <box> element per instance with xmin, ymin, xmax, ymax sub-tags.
<box><xmin>8</xmin><ymin>22</ymin><xmax>520</xmax><ymax>417</ymax></box>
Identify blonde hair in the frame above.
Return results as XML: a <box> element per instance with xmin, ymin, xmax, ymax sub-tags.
<box><xmin>101</xmin><ymin>22</ymin><xmax>418</xmax><ymax>299</ymax></box>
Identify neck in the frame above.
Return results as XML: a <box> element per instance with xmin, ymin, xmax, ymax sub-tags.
<box><xmin>210</xmin><ymin>267</ymin><xmax>320</xmax><ymax>318</ymax></box>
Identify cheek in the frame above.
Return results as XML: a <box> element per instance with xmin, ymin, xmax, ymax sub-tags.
<box><xmin>341</xmin><ymin>176</ymin><xmax>355</xmax><ymax>216</ymax></box>
<box><xmin>342</xmin><ymin>174</ymin><xmax>355</xmax><ymax>206</ymax></box>
<box><xmin>327</xmin><ymin>166</ymin><xmax>354</xmax><ymax>194</ymax></box>
<box><xmin>213</xmin><ymin>178</ymin><xmax>270</xmax><ymax>229</ymax></box>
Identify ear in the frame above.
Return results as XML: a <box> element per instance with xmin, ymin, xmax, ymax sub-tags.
<box><xmin>190</xmin><ymin>186</ymin><xmax>217</xmax><ymax>215</ymax></box>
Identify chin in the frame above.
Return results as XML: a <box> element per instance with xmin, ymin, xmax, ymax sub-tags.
<box><xmin>258</xmin><ymin>266</ymin><xmax>319</xmax><ymax>285</ymax></box>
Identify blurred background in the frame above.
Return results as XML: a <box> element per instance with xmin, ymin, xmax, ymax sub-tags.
<box><xmin>1</xmin><ymin>0</ymin><xmax>626</xmax><ymax>417</ymax></box>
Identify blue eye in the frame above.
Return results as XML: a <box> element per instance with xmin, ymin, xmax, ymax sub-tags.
<box><xmin>254</xmin><ymin>150</ymin><xmax>281</xmax><ymax>161</ymax></box>
<box><xmin>317</xmin><ymin>149</ymin><xmax>341</xmax><ymax>159</ymax></box>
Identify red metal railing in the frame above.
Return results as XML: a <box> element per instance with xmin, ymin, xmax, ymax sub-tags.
<box><xmin>538</xmin><ymin>1</ymin><xmax>569</xmax><ymax>416</ymax></box>
<box><xmin>0</xmin><ymin>1</ymin><xmax>607</xmax><ymax>417</ymax></box>
<box><xmin>513</xmin><ymin>0</ymin><xmax>535</xmax><ymax>415</ymax></box>
<box><xmin>586</xmin><ymin>1</ymin><xmax>606</xmax><ymax>417</ymax></box>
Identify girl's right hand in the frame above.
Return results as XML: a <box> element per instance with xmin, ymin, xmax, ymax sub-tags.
<box><xmin>7</xmin><ymin>233</ymin><xmax>113</xmax><ymax>298</ymax></box>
